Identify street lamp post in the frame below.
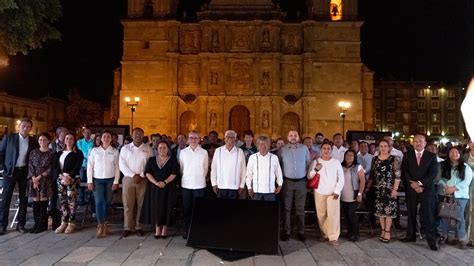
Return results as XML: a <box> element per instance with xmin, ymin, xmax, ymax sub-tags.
<box><xmin>125</xmin><ymin>96</ymin><xmax>140</xmax><ymax>130</ymax></box>
<box><xmin>338</xmin><ymin>101</ymin><xmax>351</xmax><ymax>136</ymax></box>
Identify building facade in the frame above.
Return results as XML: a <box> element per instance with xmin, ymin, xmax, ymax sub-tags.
<box><xmin>0</xmin><ymin>92</ymin><xmax>67</xmax><ymax>136</ymax></box>
<box><xmin>374</xmin><ymin>80</ymin><xmax>466</xmax><ymax>140</ymax></box>
<box><xmin>111</xmin><ymin>0</ymin><xmax>374</xmax><ymax>138</ymax></box>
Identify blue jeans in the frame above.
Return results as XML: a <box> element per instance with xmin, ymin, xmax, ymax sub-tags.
<box><xmin>252</xmin><ymin>193</ymin><xmax>276</xmax><ymax>201</ymax></box>
<box><xmin>441</xmin><ymin>198</ymin><xmax>468</xmax><ymax>241</ymax></box>
<box><xmin>92</xmin><ymin>178</ymin><xmax>114</xmax><ymax>224</ymax></box>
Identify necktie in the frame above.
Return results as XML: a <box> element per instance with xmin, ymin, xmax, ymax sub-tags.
<box><xmin>416</xmin><ymin>152</ymin><xmax>422</xmax><ymax>166</ymax></box>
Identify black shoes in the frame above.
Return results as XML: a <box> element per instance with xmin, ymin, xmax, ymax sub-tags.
<box><xmin>136</xmin><ymin>230</ymin><xmax>145</xmax><ymax>237</ymax></box>
<box><xmin>400</xmin><ymin>237</ymin><xmax>416</xmax><ymax>243</ymax></box>
<box><xmin>280</xmin><ymin>234</ymin><xmax>289</xmax><ymax>241</ymax></box>
<box><xmin>122</xmin><ymin>230</ymin><xmax>132</xmax><ymax>238</ymax></box>
<box><xmin>0</xmin><ymin>228</ymin><xmax>6</xmax><ymax>235</ymax></box>
<box><xmin>16</xmin><ymin>226</ymin><xmax>28</xmax><ymax>233</ymax></box>
<box><xmin>297</xmin><ymin>233</ymin><xmax>306</xmax><ymax>242</ymax></box>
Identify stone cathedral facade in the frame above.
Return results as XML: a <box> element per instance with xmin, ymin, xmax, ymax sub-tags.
<box><xmin>111</xmin><ymin>0</ymin><xmax>374</xmax><ymax>139</ymax></box>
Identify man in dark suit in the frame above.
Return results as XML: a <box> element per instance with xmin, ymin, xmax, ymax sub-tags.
<box><xmin>0</xmin><ymin>118</ymin><xmax>39</xmax><ymax>234</ymax></box>
<box><xmin>401</xmin><ymin>133</ymin><xmax>439</xmax><ymax>250</ymax></box>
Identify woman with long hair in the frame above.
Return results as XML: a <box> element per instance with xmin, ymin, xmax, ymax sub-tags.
<box><xmin>54</xmin><ymin>132</ymin><xmax>83</xmax><ymax>234</ymax></box>
<box><xmin>340</xmin><ymin>149</ymin><xmax>365</xmax><ymax>241</ymax></box>
<box><xmin>367</xmin><ymin>139</ymin><xmax>401</xmax><ymax>243</ymax></box>
<box><xmin>87</xmin><ymin>130</ymin><xmax>120</xmax><ymax>238</ymax></box>
<box><xmin>438</xmin><ymin>147</ymin><xmax>473</xmax><ymax>249</ymax></box>
<box><xmin>27</xmin><ymin>132</ymin><xmax>55</xmax><ymax>233</ymax></box>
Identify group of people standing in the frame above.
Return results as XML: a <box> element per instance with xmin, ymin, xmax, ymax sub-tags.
<box><xmin>1</xmin><ymin>119</ymin><xmax>474</xmax><ymax>252</ymax></box>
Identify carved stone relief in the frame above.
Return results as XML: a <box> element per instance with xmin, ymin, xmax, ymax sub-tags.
<box><xmin>230</xmin><ymin>61</ymin><xmax>252</xmax><ymax>93</ymax></box>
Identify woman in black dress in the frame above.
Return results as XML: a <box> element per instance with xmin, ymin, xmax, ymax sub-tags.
<box><xmin>27</xmin><ymin>132</ymin><xmax>54</xmax><ymax>233</ymax></box>
<box><xmin>140</xmin><ymin>140</ymin><xmax>178</xmax><ymax>238</ymax></box>
<box><xmin>367</xmin><ymin>139</ymin><xmax>401</xmax><ymax>243</ymax></box>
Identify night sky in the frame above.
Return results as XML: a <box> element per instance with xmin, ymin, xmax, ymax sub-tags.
<box><xmin>0</xmin><ymin>0</ymin><xmax>472</xmax><ymax>107</ymax></box>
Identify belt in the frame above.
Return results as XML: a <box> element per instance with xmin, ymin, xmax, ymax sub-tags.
<box><xmin>15</xmin><ymin>166</ymin><xmax>27</xmax><ymax>170</ymax></box>
<box><xmin>283</xmin><ymin>177</ymin><xmax>306</xmax><ymax>182</ymax></box>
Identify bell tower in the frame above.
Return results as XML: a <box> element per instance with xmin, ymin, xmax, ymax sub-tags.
<box><xmin>312</xmin><ymin>0</ymin><xmax>358</xmax><ymax>20</ymax></box>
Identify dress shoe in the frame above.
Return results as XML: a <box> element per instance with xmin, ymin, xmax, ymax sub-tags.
<box><xmin>16</xmin><ymin>226</ymin><xmax>28</xmax><ymax>233</ymax></box>
<box><xmin>400</xmin><ymin>237</ymin><xmax>416</xmax><ymax>243</ymax></box>
<box><xmin>0</xmin><ymin>228</ymin><xmax>6</xmax><ymax>235</ymax></box>
<box><xmin>122</xmin><ymin>230</ymin><xmax>132</xmax><ymax>238</ymax></box>
<box><xmin>429</xmin><ymin>242</ymin><xmax>439</xmax><ymax>251</ymax></box>
<box><xmin>136</xmin><ymin>229</ymin><xmax>145</xmax><ymax>237</ymax></box>
<box><xmin>182</xmin><ymin>233</ymin><xmax>188</xmax><ymax>239</ymax></box>
<box><xmin>297</xmin><ymin>233</ymin><xmax>306</xmax><ymax>242</ymax></box>
<box><xmin>280</xmin><ymin>234</ymin><xmax>289</xmax><ymax>241</ymax></box>
<box><xmin>161</xmin><ymin>235</ymin><xmax>168</xmax><ymax>239</ymax></box>
<box><xmin>154</xmin><ymin>235</ymin><xmax>160</xmax><ymax>239</ymax></box>
<box><xmin>349</xmin><ymin>235</ymin><xmax>360</xmax><ymax>242</ymax></box>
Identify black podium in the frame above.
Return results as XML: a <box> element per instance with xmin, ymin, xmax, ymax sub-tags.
<box><xmin>187</xmin><ymin>197</ymin><xmax>280</xmax><ymax>254</ymax></box>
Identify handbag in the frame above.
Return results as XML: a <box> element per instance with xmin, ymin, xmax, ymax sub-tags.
<box><xmin>307</xmin><ymin>159</ymin><xmax>321</xmax><ymax>189</ymax></box>
<box><xmin>438</xmin><ymin>196</ymin><xmax>463</xmax><ymax>222</ymax></box>
<box><xmin>307</xmin><ymin>173</ymin><xmax>320</xmax><ymax>189</ymax></box>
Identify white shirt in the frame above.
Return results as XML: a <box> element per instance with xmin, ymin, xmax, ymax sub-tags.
<box><xmin>246</xmin><ymin>152</ymin><xmax>283</xmax><ymax>193</ymax></box>
<box><xmin>179</xmin><ymin>145</ymin><xmax>209</xmax><ymax>189</ymax></box>
<box><xmin>87</xmin><ymin>146</ymin><xmax>121</xmax><ymax>184</ymax></box>
<box><xmin>308</xmin><ymin>158</ymin><xmax>345</xmax><ymax>196</ymax></box>
<box><xmin>119</xmin><ymin>142</ymin><xmax>152</xmax><ymax>178</ymax></box>
<box><xmin>16</xmin><ymin>134</ymin><xmax>29</xmax><ymax>167</ymax></box>
<box><xmin>211</xmin><ymin>146</ymin><xmax>246</xmax><ymax>189</ymax></box>
<box><xmin>461</xmin><ymin>83</ymin><xmax>474</xmax><ymax>139</ymax></box>
<box><xmin>341</xmin><ymin>165</ymin><xmax>364</xmax><ymax>202</ymax></box>
<box><xmin>331</xmin><ymin>145</ymin><xmax>348</xmax><ymax>162</ymax></box>
<box><xmin>59</xmin><ymin>151</ymin><xmax>72</xmax><ymax>173</ymax></box>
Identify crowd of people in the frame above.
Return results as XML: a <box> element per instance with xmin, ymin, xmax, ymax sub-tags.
<box><xmin>1</xmin><ymin>118</ymin><xmax>474</xmax><ymax>251</ymax></box>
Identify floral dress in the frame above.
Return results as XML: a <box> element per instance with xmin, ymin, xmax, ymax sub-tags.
<box><xmin>371</xmin><ymin>155</ymin><xmax>398</xmax><ymax>218</ymax></box>
<box><xmin>27</xmin><ymin>148</ymin><xmax>54</xmax><ymax>198</ymax></box>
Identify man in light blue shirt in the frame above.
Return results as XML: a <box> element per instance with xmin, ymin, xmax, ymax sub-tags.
<box><xmin>278</xmin><ymin>130</ymin><xmax>311</xmax><ymax>242</ymax></box>
<box><xmin>77</xmin><ymin>128</ymin><xmax>94</xmax><ymax>205</ymax></box>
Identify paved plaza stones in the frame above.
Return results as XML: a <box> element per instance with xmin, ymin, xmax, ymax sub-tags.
<box><xmin>0</xmin><ymin>223</ymin><xmax>474</xmax><ymax>265</ymax></box>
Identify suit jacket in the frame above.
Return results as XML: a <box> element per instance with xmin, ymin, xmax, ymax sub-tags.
<box><xmin>53</xmin><ymin>150</ymin><xmax>83</xmax><ymax>180</ymax></box>
<box><xmin>402</xmin><ymin>150</ymin><xmax>439</xmax><ymax>194</ymax></box>
<box><xmin>0</xmin><ymin>133</ymin><xmax>39</xmax><ymax>177</ymax></box>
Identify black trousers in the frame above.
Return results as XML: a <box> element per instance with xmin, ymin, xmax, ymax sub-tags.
<box><xmin>0</xmin><ymin>167</ymin><xmax>28</xmax><ymax>229</ymax></box>
<box><xmin>217</xmin><ymin>189</ymin><xmax>238</xmax><ymax>199</ymax></box>
<box><xmin>342</xmin><ymin>201</ymin><xmax>359</xmax><ymax>237</ymax></box>
<box><xmin>406</xmin><ymin>188</ymin><xmax>438</xmax><ymax>246</ymax></box>
<box><xmin>182</xmin><ymin>188</ymin><xmax>205</xmax><ymax>234</ymax></box>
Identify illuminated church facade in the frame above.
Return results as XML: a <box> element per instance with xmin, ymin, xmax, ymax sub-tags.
<box><xmin>111</xmin><ymin>0</ymin><xmax>374</xmax><ymax>139</ymax></box>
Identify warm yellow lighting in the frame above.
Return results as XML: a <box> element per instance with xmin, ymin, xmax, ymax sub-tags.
<box><xmin>338</xmin><ymin>101</ymin><xmax>351</xmax><ymax>109</ymax></box>
<box><xmin>0</xmin><ymin>46</ymin><xmax>9</xmax><ymax>67</ymax></box>
<box><xmin>427</xmin><ymin>131</ymin><xmax>431</xmax><ymax>136</ymax></box>
<box><xmin>441</xmin><ymin>131</ymin><xmax>445</xmax><ymax>136</ymax></box>
<box><xmin>330</xmin><ymin>0</ymin><xmax>342</xmax><ymax>21</ymax></box>
<box><xmin>16</xmin><ymin>120</ymin><xmax>21</xmax><ymax>125</ymax></box>
<box><xmin>134</xmin><ymin>97</ymin><xmax>140</xmax><ymax>102</ymax></box>
<box><xmin>124</xmin><ymin>97</ymin><xmax>131</xmax><ymax>102</ymax></box>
